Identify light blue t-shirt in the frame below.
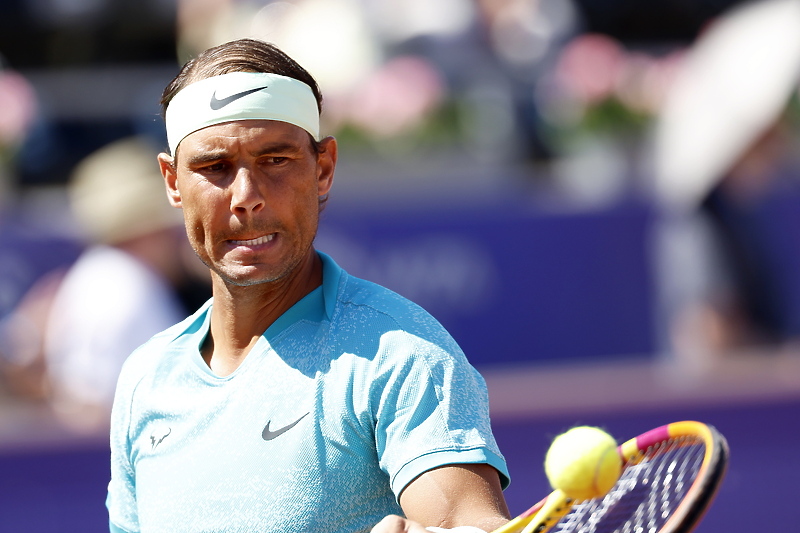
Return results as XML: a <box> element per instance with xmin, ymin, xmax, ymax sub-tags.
<box><xmin>107</xmin><ymin>252</ymin><xmax>509</xmax><ymax>533</ymax></box>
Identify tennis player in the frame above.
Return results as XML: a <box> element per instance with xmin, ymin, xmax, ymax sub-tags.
<box><xmin>106</xmin><ymin>38</ymin><xmax>510</xmax><ymax>533</ymax></box>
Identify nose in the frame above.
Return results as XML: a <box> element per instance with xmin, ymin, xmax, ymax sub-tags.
<box><xmin>230</xmin><ymin>167</ymin><xmax>265</xmax><ymax>214</ymax></box>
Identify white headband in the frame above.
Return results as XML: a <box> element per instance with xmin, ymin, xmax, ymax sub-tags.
<box><xmin>165</xmin><ymin>72</ymin><xmax>320</xmax><ymax>154</ymax></box>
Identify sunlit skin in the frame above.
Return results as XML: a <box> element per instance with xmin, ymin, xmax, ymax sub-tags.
<box><xmin>158</xmin><ymin>120</ymin><xmax>336</xmax><ymax>375</ymax></box>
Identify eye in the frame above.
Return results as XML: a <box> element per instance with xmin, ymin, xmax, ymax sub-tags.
<box><xmin>203</xmin><ymin>162</ymin><xmax>228</xmax><ymax>172</ymax></box>
<box><xmin>192</xmin><ymin>161</ymin><xmax>231</xmax><ymax>178</ymax></box>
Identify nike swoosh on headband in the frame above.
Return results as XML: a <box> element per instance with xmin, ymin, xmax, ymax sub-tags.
<box><xmin>209</xmin><ymin>86</ymin><xmax>269</xmax><ymax>110</ymax></box>
<box><xmin>261</xmin><ymin>412</ymin><xmax>309</xmax><ymax>441</ymax></box>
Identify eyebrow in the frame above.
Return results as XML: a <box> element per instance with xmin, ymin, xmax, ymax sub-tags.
<box><xmin>184</xmin><ymin>151</ymin><xmax>229</xmax><ymax>166</ymax></box>
<box><xmin>184</xmin><ymin>142</ymin><xmax>305</xmax><ymax>166</ymax></box>
<box><xmin>248</xmin><ymin>142</ymin><xmax>305</xmax><ymax>158</ymax></box>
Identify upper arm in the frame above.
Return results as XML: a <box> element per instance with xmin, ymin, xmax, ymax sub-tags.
<box><xmin>398</xmin><ymin>463</ymin><xmax>510</xmax><ymax>532</ymax></box>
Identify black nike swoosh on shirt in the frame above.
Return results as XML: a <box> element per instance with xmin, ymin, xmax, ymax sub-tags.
<box><xmin>262</xmin><ymin>412</ymin><xmax>309</xmax><ymax>441</ymax></box>
<box><xmin>209</xmin><ymin>86</ymin><xmax>269</xmax><ymax>110</ymax></box>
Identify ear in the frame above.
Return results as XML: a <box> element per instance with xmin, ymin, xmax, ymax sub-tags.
<box><xmin>316</xmin><ymin>136</ymin><xmax>337</xmax><ymax>198</ymax></box>
<box><xmin>158</xmin><ymin>152</ymin><xmax>182</xmax><ymax>208</ymax></box>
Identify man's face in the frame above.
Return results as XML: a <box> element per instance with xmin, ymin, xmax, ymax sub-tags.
<box><xmin>159</xmin><ymin>120</ymin><xmax>335</xmax><ymax>287</ymax></box>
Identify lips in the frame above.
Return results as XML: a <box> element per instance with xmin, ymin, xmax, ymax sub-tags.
<box><xmin>230</xmin><ymin>234</ymin><xmax>275</xmax><ymax>246</ymax></box>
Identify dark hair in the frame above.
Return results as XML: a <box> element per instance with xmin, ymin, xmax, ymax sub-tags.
<box><xmin>160</xmin><ymin>39</ymin><xmax>323</xmax><ymax>118</ymax></box>
<box><xmin>161</xmin><ymin>39</ymin><xmax>330</xmax><ymax>210</ymax></box>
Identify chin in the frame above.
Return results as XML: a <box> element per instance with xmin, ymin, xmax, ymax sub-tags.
<box><xmin>216</xmin><ymin>266</ymin><xmax>288</xmax><ymax>287</ymax></box>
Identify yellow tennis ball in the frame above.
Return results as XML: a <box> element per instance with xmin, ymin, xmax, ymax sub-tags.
<box><xmin>544</xmin><ymin>426</ymin><xmax>622</xmax><ymax>500</ymax></box>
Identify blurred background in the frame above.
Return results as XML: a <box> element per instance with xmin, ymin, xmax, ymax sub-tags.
<box><xmin>1</xmin><ymin>0</ymin><xmax>800</xmax><ymax>530</ymax></box>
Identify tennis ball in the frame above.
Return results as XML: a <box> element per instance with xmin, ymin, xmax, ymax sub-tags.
<box><xmin>544</xmin><ymin>426</ymin><xmax>622</xmax><ymax>500</ymax></box>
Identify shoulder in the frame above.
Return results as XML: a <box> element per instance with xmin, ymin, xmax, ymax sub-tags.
<box><xmin>337</xmin><ymin>273</ymin><xmax>444</xmax><ymax>332</ymax></box>
<box><xmin>55</xmin><ymin>246</ymin><xmax>182</xmax><ymax>315</ymax></box>
<box><xmin>62</xmin><ymin>246</ymin><xmax>156</xmax><ymax>286</ymax></box>
<box><xmin>319</xmin><ymin>252</ymin><xmax>461</xmax><ymax>355</ymax></box>
<box><xmin>335</xmin><ymin>269</ymin><xmax>457</xmax><ymax>346</ymax></box>
<box><xmin>323</xmin><ymin>266</ymin><xmax>474</xmax><ymax>380</ymax></box>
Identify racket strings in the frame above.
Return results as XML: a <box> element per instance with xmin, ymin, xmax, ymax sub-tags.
<box><xmin>549</xmin><ymin>436</ymin><xmax>706</xmax><ymax>533</ymax></box>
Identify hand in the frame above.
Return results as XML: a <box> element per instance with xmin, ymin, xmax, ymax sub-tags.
<box><xmin>370</xmin><ymin>515</ymin><xmax>429</xmax><ymax>533</ymax></box>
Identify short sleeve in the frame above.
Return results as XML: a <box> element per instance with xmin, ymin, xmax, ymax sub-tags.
<box><xmin>371</xmin><ymin>330</ymin><xmax>510</xmax><ymax>498</ymax></box>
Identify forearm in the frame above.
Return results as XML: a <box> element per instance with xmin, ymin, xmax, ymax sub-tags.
<box><xmin>398</xmin><ymin>464</ymin><xmax>509</xmax><ymax>531</ymax></box>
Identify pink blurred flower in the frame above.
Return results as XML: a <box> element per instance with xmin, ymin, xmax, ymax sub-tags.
<box><xmin>556</xmin><ymin>33</ymin><xmax>624</xmax><ymax>104</ymax></box>
<box><xmin>0</xmin><ymin>70</ymin><xmax>37</xmax><ymax>148</ymax></box>
<box><xmin>348</xmin><ymin>55</ymin><xmax>445</xmax><ymax>138</ymax></box>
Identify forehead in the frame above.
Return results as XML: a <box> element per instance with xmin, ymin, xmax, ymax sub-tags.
<box><xmin>178</xmin><ymin>119</ymin><xmax>310</xmax><ymax>155</ymax></box>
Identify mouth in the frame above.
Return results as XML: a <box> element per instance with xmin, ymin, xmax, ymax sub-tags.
<box><xmin>229</xmin><ymin>234</ymin><xmax>275</xmax><ymax>246</ymax></box>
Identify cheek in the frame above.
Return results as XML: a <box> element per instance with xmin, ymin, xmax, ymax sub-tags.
<box><xmin>180</xmin><ymin>206</ymin><xmax>210</xmax><ymax>249</ymax></box>
<box><xmin>290</xmin><ymin>194</ymin><xmax>321</xmax><ymax>231</ymax></box>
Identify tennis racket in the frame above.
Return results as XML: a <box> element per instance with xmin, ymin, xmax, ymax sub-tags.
<box><xmin>493</xmin><ymin>420</ymin><xmax>729</xmax><ymax>533</ymax></box>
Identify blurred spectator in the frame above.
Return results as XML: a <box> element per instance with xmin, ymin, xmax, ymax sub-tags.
<box><xmin>0</xmin><ymin>137</ymin><xmax>207</xmax><ymax>433</ymax></box>
<box><xmin>661</xmin><ymin>113</ymin><xmax>800</xmax><ymax>361</ymax></box>
<box><xmin>695</xmin><ymin>117</ymin><xmax>800</xmax><ymax>345</ymax></box>
<box><xmin>650</xmin><ymin>0</ymin><xmax>800</xmax><ymax>363</ymax></box>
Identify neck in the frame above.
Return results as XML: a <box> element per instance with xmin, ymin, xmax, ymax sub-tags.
<box><xmin>202</xmin><ymin>251</ymin><xmax>322</xmax><ymax>376</ymax></box>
